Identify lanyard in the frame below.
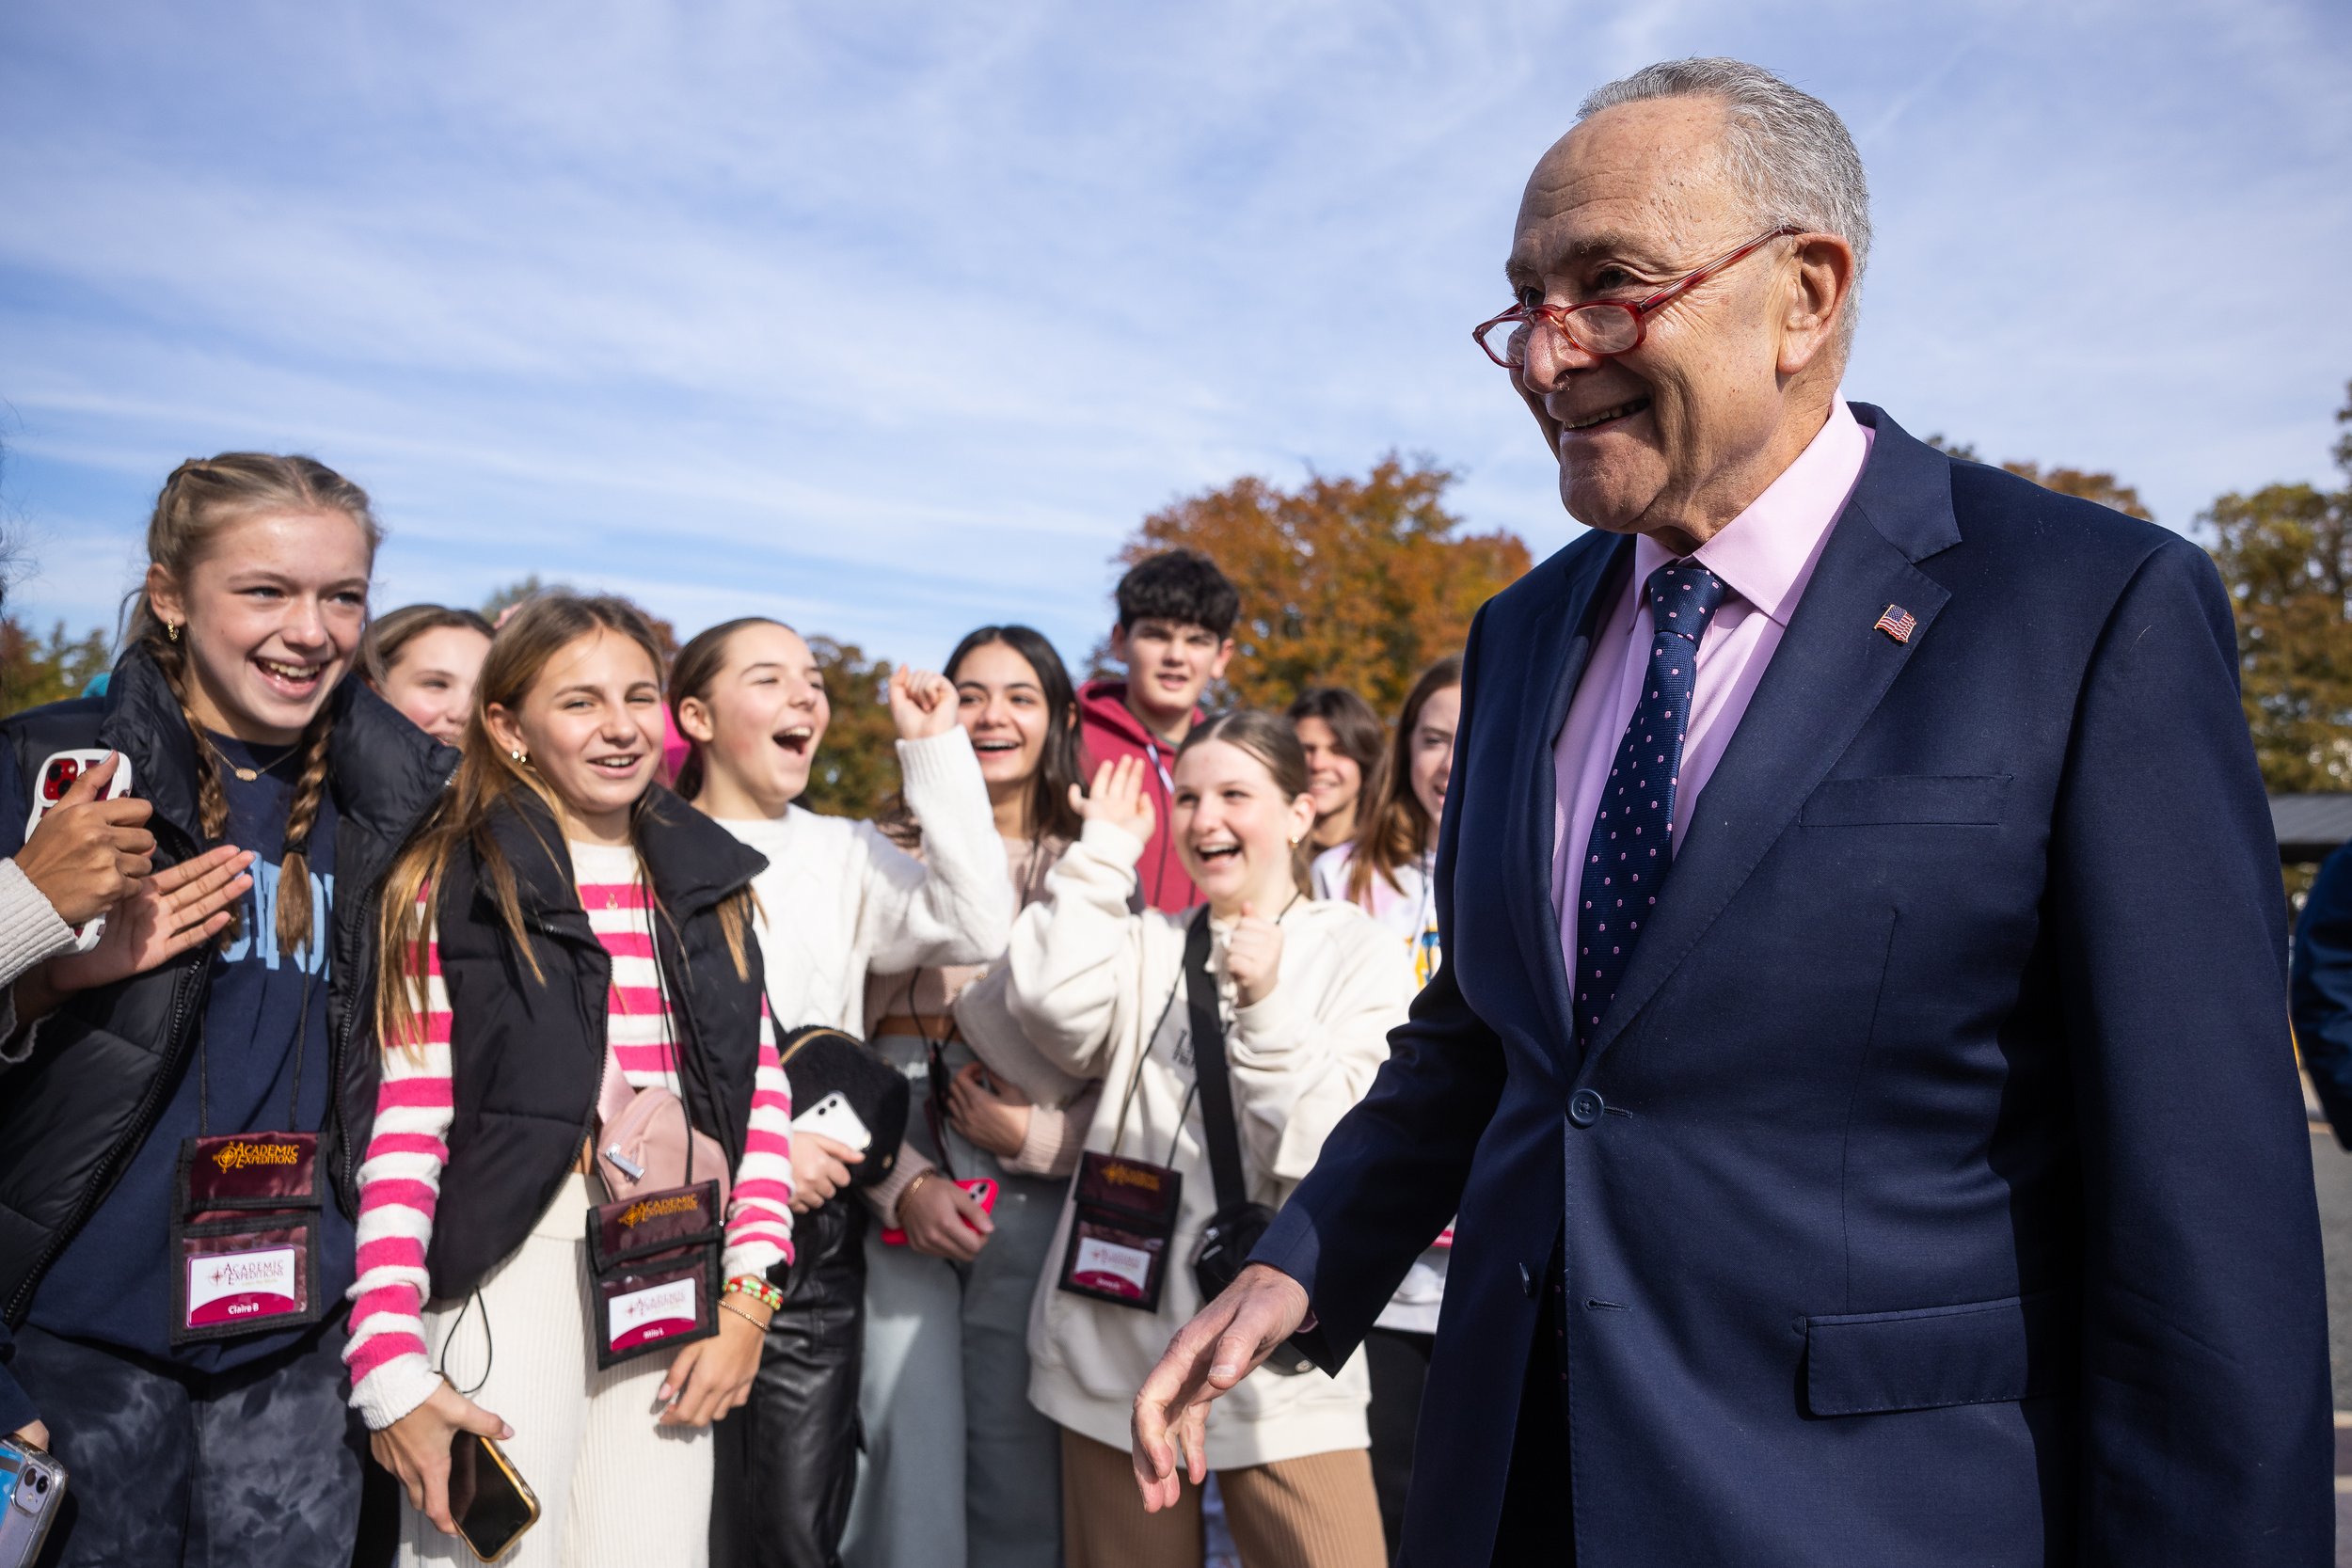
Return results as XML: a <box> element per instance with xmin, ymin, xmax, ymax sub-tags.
<box><xmin>195</xmin><ymin>965</ymin><xmax>315</xmax><ymax>1138</ymax></box>
<box><xmin>1104</xmin><ymin>895</ymin><xmax>1299</xmax><ymax>1164</ymax></box>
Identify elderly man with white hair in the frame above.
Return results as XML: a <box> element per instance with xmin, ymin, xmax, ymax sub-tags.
<box><xmin>1130</xmin><ymin>57</ymin><xmax>2332</xmax><ymax>1566</ymax></box>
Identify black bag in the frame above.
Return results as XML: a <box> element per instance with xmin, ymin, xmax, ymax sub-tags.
<box><xmin>778</xmin><ymin>1025</ymin><xmax>910</xmax><ymax>1191</ymax></box>
<box><xmin>1182</xmin><ymin>911</ymin><xmax>1312</xmax><ymax>1376</ymax></box>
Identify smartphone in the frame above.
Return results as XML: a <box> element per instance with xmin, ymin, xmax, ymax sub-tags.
<box><xmin>24</xmin><ymin>750</ymin><xmax>135</xmax><ymax>954</ymax></box>
<box><xmin>0</xmin><ymin>1436</ymin><xmax>66</xmax><ymax>1568</ymax></box>
<box><xmin>450</xmin><ymin>1433</ymin><xmax>538</xmax><ymax>1563</ymax></box>
<box><xmin>882</xmin><ymin>1177</ymin><xmax>998</xmax><ymax>1247</ymax></box>
<box><xmin>791</xmin><ymin>1091</ymin><xmax>873</xmax><ymax>1152</ymax></box>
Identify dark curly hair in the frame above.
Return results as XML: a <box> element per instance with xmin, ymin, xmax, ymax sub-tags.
<box><xmin>1115</xmin><ymin>548</ymin><xmax>1239</xmax><ymax>638</ymax></box>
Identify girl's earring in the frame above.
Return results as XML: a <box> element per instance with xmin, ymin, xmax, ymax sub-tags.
<box><xmin>167</xmin><ymin>622</ymin><xmax>182</xmax><ymax>643</ymax></box>
<box><xmin>510</xmin><ymin>748</ymin><xmax>529</xmax><ymax>766</ymax></box>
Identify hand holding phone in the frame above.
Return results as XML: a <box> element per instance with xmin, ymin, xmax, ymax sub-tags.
<box><xmin>17</xmin><ymin>751</ymin><xmax>150</xmax><ymax>937</ymax></box>
<box><xmin>450</xmin><ymin>1433</ymin><xmax>539</xmax><ymax>1562</ymax></box>
<box><xmin>370</xmin><ymin>1382</ymin><xmax>514</xmax><ymax>1541</ymax></box>
<box><xmin>882</xmin><ymin>1175</ymin><xmax>998</xmax><ymax>1256</ymax></box>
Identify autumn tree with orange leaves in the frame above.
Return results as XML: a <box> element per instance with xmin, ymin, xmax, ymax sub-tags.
<box><xmin>1105</xmin><ymin>455</ymin><xmax>1531</xmax><ymax>713</ymax></box>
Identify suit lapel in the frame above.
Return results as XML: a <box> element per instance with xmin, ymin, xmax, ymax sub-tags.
<box><xmin>1505</xmin><ymin>534</ymin><xmax>1634</xmax><ymax>1067</ymax></box>
<box><xmin>1581</xmin><ymin>405</ymin><xmax>1961</xmax><ymax>1067</ymax></box>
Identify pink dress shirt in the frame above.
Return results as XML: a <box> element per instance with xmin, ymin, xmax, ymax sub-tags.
<box><xmin>1550</xmin><ymin>399</ymin><xmax>1875</xmax><ymax>983</ymax></box>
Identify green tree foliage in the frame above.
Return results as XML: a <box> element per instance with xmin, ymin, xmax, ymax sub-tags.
<box><xmin>0</xmin><ymin>620</ymin><xmax>112</xmax><ymax>717</ymax></box>
<box><xmin>798</xmin><ymin>635</ymin><xmax>900</xmax><ymax>818</ymax></box>
<box><xmin>1101</xmin><ymin>455</ymin><xmax>1532</xmax><ymax>714</ymax></box>
<box><xmin>2204</xmin><ymin>382</ymin><xmax>2352</xmax><ymax>793</ymax></box>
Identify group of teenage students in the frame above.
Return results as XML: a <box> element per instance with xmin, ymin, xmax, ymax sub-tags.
<box><xmin>0</xmin><ymin>451</ymin><xmax>1462</xmax><ymax>1568</ymax></box>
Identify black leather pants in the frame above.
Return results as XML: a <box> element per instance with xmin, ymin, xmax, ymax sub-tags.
<box><xmin>712</xmin><ymin>1197</ymin><xmax>869</xmax><ymax>1568</ymax></box>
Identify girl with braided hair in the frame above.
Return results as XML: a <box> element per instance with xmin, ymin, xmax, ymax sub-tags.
<box><xmin>0</xmin><ymin>453</ymin><xmax>456</xmax><ymax>1568</ymax></box>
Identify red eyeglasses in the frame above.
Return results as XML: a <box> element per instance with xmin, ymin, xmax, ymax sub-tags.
<box><xmin>1472</xmin><ymin>225</ymin><xmax>1802</xmax><ymax>367</ymax></box>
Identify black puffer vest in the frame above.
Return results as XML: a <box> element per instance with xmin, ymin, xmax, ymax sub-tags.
<box><xmin>0</xmin><ymin>646</ymin><xmax>455</xmax><ymax>1323</ymax></box>
<box><xmin>421</xmin><ymin>786</ymin><xmax>769</xmax><ymax>1299</ymax></box>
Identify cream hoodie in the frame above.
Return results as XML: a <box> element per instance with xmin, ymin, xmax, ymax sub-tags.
<box><xmin>1009</xmin><ymin>819</ymin><xmax>1412</xmax><ymax>1469</ymax></box>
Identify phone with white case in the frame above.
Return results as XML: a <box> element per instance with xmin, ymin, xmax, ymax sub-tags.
<box><xmin>25</xmin><ymin>750</ymin><xmax>135</xmax><ymax>954</ymax></box>
<box><xmin>791</xmin><ymin>1091</ymin><xmax>873</xmax><ymax>1152</ymax></box>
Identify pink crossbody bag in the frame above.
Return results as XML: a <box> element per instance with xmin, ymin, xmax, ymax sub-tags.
<box><xmin>593</xmin><ymin>1047</ymin><xmax>731</xmax><ymax>1212</ymax></box>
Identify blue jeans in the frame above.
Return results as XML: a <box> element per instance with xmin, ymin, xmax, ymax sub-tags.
<box><xmin>13</xmin><ymin>1318</ymin><xmax>363</xmax><ymax>1568</ymax></box>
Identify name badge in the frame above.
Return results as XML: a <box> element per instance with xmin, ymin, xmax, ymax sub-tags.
<box><xmin>171</xmin><ymin>1132</ymin><xmax>324</xmax><ymax>1344</ymax></box>
<box><xmin>583</xmin><ymin>1180</ymin><xmax>723</xmax><ymax>1369</ymax></box>
<box><xmin>1057</xmin><ymin>1151</ymin><xmax>1183</xmax><ymax>1314</ymax></box>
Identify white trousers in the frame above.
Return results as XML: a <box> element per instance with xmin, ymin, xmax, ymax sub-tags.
<box><xmin>400</xmin><ymin>1175</ymin><xmax>712</xmax><ymax>1568</ymax></box>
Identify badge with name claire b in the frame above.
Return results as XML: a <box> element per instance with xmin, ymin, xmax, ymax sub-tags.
<box><xmin>171</xmin><ymin>1132</ymin><xmax>325</xmax><ymax>1344</ymax></box>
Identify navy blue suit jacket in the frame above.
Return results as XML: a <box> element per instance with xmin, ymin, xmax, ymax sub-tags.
<box><xmin>2292</xmin><ymin>844</ymin><xmax>2352</xmax><ymax>1147</ymax></box>
<box><xmin>1254</xmin><ymin>405</ymin><xmax>2331</xmax><ymax>1566</ymax></box>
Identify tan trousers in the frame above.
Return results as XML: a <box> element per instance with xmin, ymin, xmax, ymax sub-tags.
<box><xmin>1060</xmin><ymin>1430</ymin><xmax>1386</xmax><ymax>1568</ymax></box>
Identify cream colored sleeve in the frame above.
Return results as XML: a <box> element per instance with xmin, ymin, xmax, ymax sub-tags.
<box><xmin>1227</xmin><ymin>917</ymin><xmax>1413</xmax><ymax>1185</ymax></box>
<box><xmin>1003</xmin><ymin>820</ymin><xmax>1147</xmax><ymax>1080</ymax></box>
<box><xmin>850</xmin><ymin>730</ymin><xmax>1017</xmax><ymax>976</ymax></box>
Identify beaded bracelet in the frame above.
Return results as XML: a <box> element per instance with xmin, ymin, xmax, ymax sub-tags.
<box><xmin>725</xmin><ymin>1275</ymin><xmax>784</xmax><ymax>1313</ymax></box>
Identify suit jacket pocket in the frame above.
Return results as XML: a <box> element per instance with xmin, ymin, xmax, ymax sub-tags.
<box><xmin>1803</xmin><ymin>1288</ymin><xmax>2069</xmax><ymax>1417</ymax></box>
<box><xmin>1800</xmin><ymin>774</ymin><xmax>2010</xmax><ymax>827</ymax></box>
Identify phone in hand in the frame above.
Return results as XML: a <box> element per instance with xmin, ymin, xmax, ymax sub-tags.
<box><xmin>0</xmin><ymin>1434</ymin><xmax>65</xmax><ymax>1568</ymax></box>
<box><xmin>882</xmin><ymin>1177</ymin><xmax>998</xmax><ymax>1247</ymax></box>
<box><xmin>26</xmin><ymin>749</ymin><xmax>135</xmax><ymax>954</ymax></box>
<box><xmin>791</xmin><ymin>1091</ymin><xmax>873</xmax><ymax>1153</ymax></box>
<box><xmin>450</xmin><ymin>1432</ymin><xmax>538</xmax><ymax>1563</ymax></box>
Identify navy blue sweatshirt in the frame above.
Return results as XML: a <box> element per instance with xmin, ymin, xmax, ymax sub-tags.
<box><xmin>4</xmin><ymin>735</ymin><xmax>355</xmax><ymax>1372</ymax></box>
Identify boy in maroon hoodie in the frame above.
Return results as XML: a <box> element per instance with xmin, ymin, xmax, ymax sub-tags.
<box><xmin>1078</xmin><ymin>548</ymin><xmax>1238</xmax><ymax>911</ymax></box>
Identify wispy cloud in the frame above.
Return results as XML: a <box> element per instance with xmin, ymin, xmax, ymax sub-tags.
<box><xmin>3</xmin><ymin>0</ymin><xmax>2348</xmax><ymax>672</ymax></box>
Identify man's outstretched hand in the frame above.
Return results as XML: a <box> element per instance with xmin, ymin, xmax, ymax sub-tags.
<box><xmin>1130</xmin><ymin>1262</ymin><xmax>1311</xmax><ymax>1510</ymax></box>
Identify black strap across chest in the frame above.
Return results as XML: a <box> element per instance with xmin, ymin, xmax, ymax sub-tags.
<box><xmin>1183</xmin><ymin>910</ymin><xmax>1248</xmax><ymax>1213</ymax></box>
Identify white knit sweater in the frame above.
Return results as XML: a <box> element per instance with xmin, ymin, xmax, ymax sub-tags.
<box><xmin>1008</xmin><ymin>819</ymin><xmax>1412</xmax><ymax>1469</ymax></box>
<box><xmin>0</xmin><ymin>859</ymin><xmax>77</xmax><ymax>1059</ymax></box>
<box><xmin>715</xmin><ymin>730</ymin><xmax>1015</xmax><ymax>1036</ymax></box>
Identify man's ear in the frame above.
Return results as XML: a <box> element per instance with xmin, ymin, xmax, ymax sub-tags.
<box><xmin>1776</xmin><ymin>232</ymin><xmax>1855</xmax><ymax>377</ymax></box>
<box><xmin>1208</xmin><ymin>639</ymin><xmax>1236</xmax><ymax>682</ymax></box>
<box><xmin>145</xmin><ymin>563</ymin><xmax>187</xmax><ymax>632</ymax></box>
<box><xmin>1108</xmin><ymin>624</ymin><xmax>1131</xmax><ymax>668</ymax></box>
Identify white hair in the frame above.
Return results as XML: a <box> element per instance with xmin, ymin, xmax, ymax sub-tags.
<box><xmin>1579</xmin><ymin>58</ymin><xmax>1871</xmax><ymax>340</ymax></box>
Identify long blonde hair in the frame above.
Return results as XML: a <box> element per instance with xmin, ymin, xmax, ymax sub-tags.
<box><xmin>128</xmin><ymin>453</ymin><xmax>381</xmax><ymax>959</ymax></box>
<box><xmin>373</xmin><ymin>593</ymin><xmax>755</xmax><ymax>1052</ymax></box>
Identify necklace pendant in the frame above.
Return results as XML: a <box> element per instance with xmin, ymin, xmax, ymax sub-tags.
<box><xmin>231</xmin><ymin>766</ymin><xmax>259</xmax><ymax>783</ymax></box>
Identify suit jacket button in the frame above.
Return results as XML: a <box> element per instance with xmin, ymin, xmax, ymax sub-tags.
<box><xmin>1519</xmin><ymin>1261</ymin><xmax>1539</xmax><ymax>1298</ymax></box>
<box><xmin>1568</xmin><ymin>1088</ymin><xmax>1605</xmax><ymax>1127</ymax></box>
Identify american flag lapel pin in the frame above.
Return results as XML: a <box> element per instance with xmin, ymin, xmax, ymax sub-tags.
<box><xmin>1872</xmin><ymin>604</ymin><xmax>1916</xmax><ymax>644</ymax></box>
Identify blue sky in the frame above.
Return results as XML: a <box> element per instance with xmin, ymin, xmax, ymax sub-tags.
<box><xmin>5</xmin><ymin>0</ymin><xmax>2348</xmax><ymax>675</ymax></box>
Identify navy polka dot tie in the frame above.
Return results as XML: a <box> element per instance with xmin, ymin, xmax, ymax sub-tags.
<box><xmin>1573</xmin><ymin>561</ymin><xmax>1729</xmax><ymax>1047</ymax></box>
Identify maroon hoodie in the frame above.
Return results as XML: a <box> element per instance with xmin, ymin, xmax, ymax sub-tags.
<box><xmin>1076</xmin><ymin>678</ymin><xmax>1200</xmax><ymax>912</ymax></box>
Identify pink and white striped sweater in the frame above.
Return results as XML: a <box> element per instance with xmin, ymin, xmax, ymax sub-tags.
<box><xmin>344</xmin><ymin>844</ymin><xmax>795</xmax><ymax>1429</ymax></box>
